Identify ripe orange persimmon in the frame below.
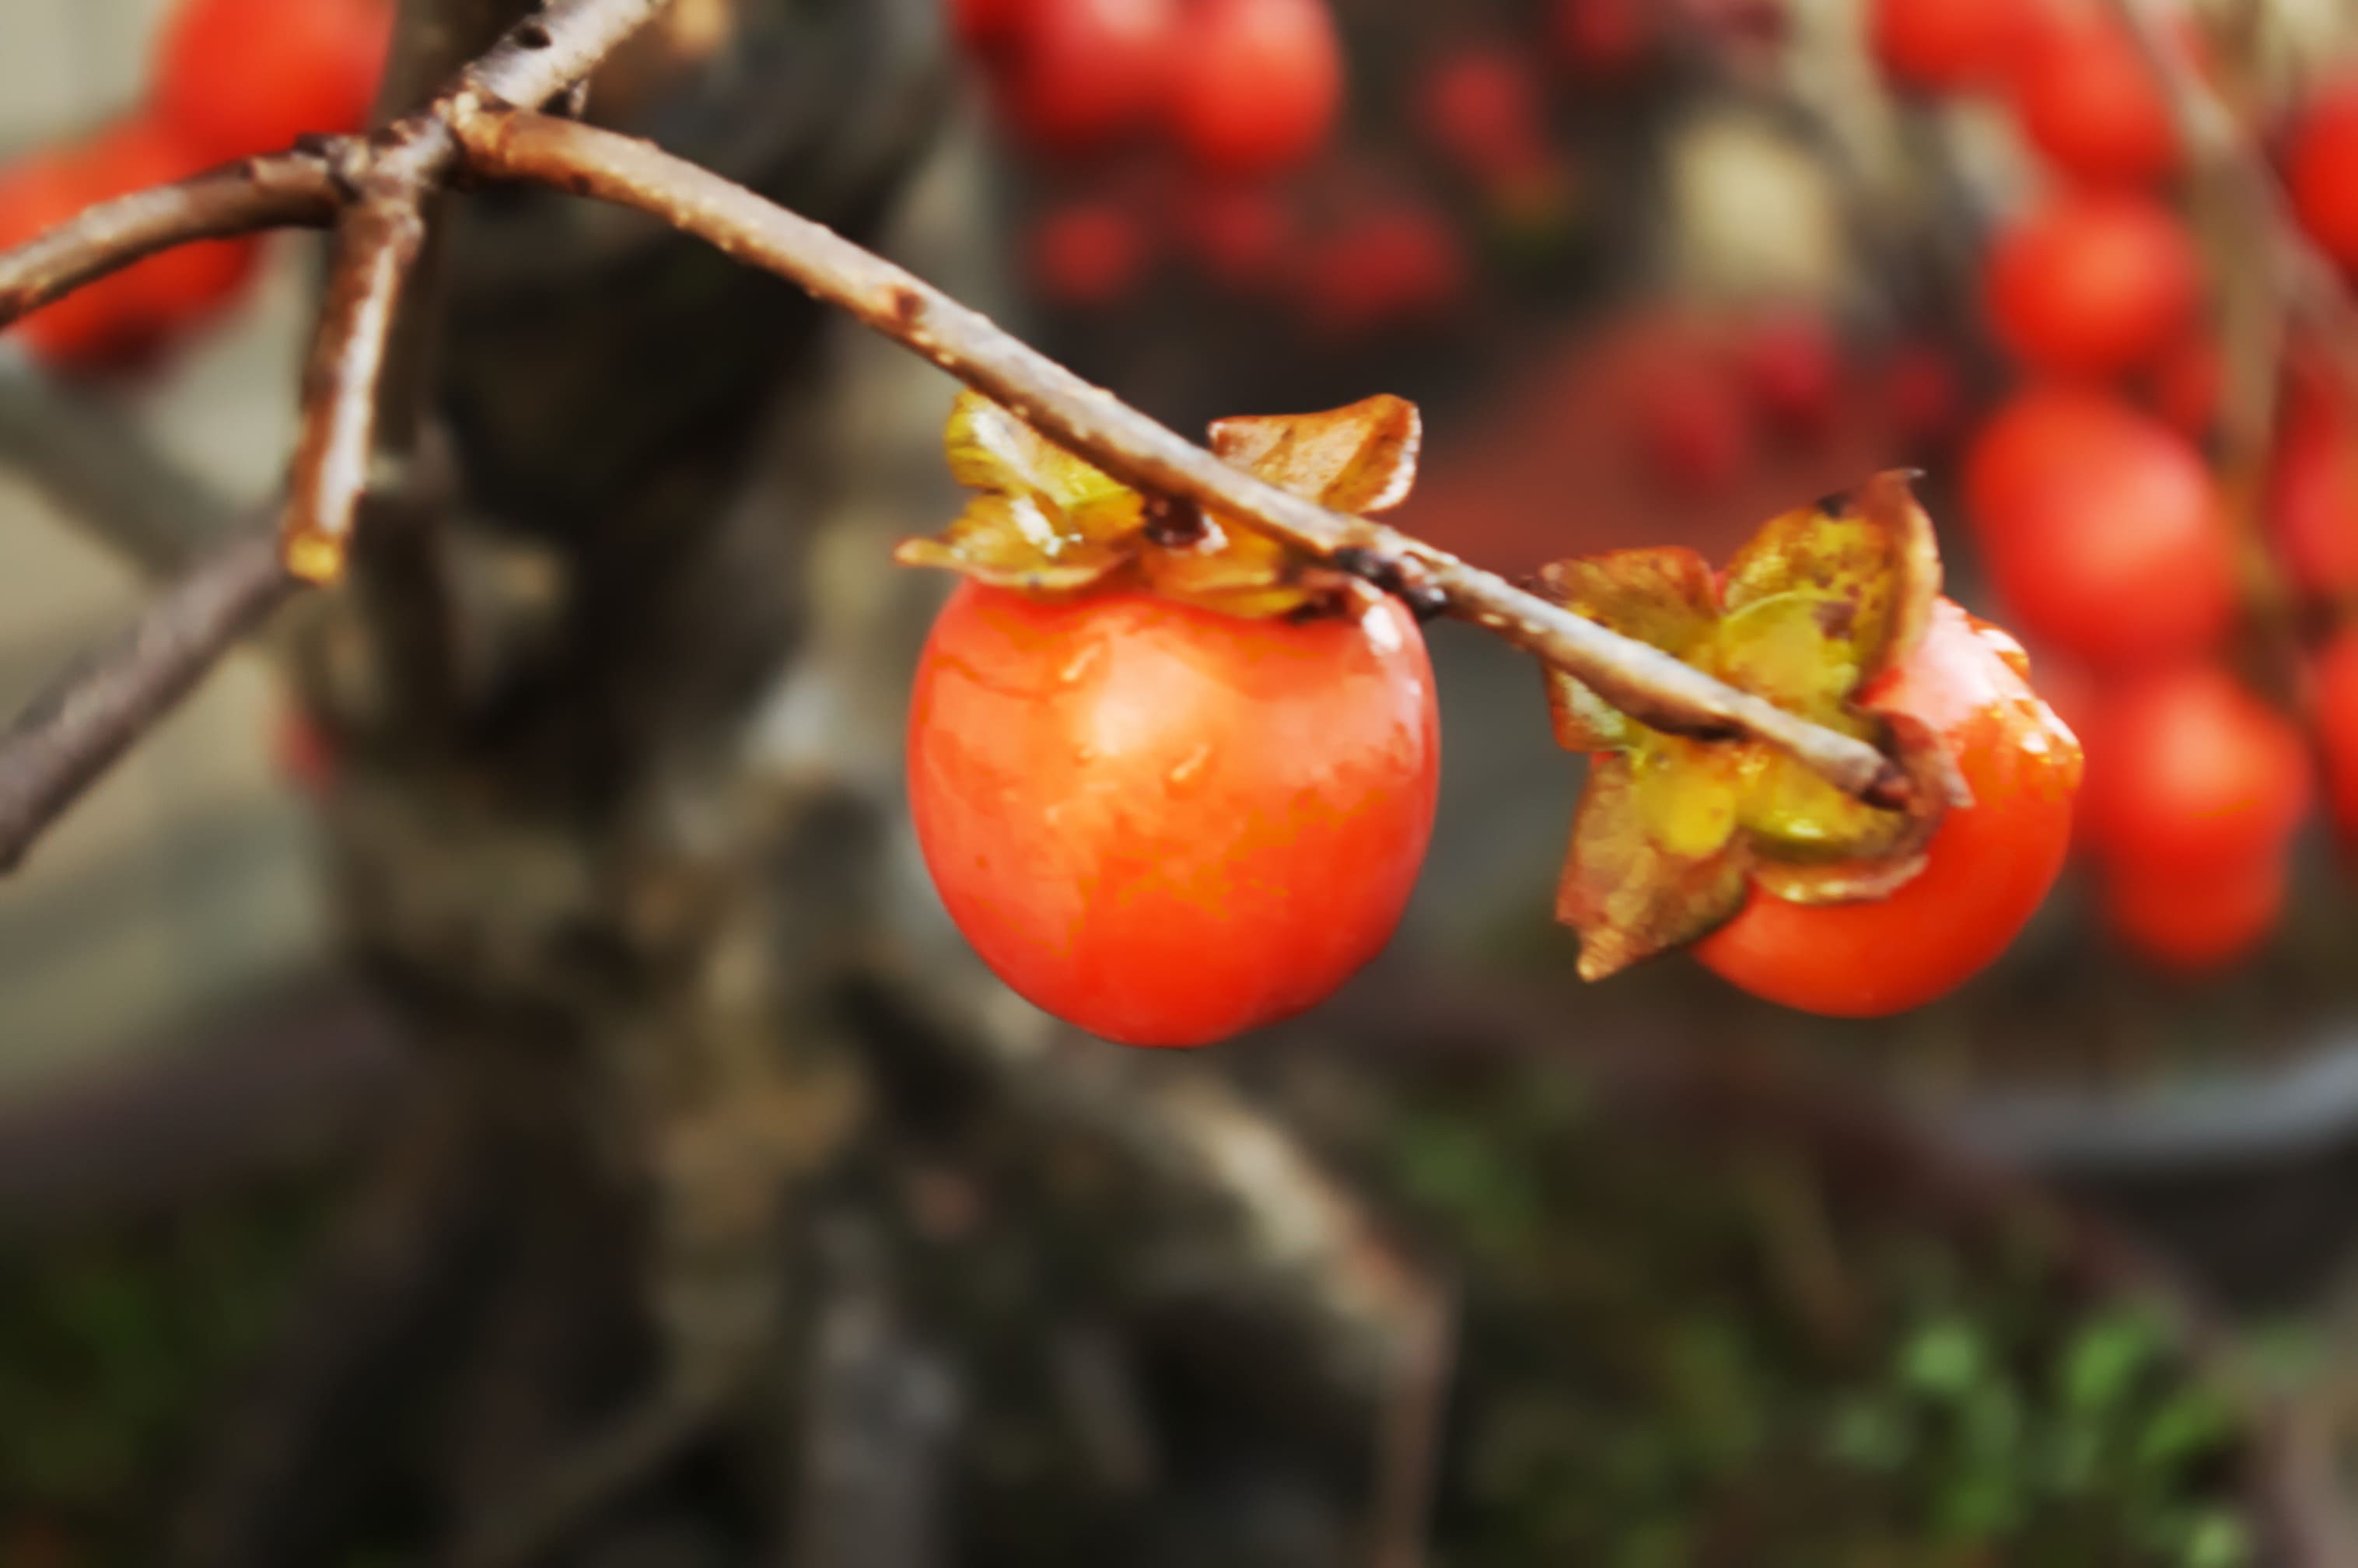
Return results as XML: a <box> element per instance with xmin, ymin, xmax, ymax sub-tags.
<box><xmin>908</xmin><ymin>581</ymin><xmax>1440</xmax><ymax>1047</ymax></box>
<box><xmin>1695</xmin><ymin>600</ymin><xmax>2083</xmax><ymax>1017</ymax></box>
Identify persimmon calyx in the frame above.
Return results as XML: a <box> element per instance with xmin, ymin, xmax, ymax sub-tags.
<box><xmin>1538</xmin><ymin>471</ymin><xmax>1971</xmax><ymax>982</ymax></box>
<box><xmin>894</xmin><ymin>390</ymin><xmax>1422</xmax><ymax>618</ymax></box>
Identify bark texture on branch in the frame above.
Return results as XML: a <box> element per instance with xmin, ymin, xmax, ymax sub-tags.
<box><xmin>0</xmin><ymin>152</ymin><xmax>338</xmax><ymax>331</ymax></box>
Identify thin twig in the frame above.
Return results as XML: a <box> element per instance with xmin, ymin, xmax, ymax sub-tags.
<box><xmin>453</xmin><ymin>107</ymin><xmax>1908</xmax><ymax>807</ymax></box>
<box><xmin>282</xmin><ymin>186</ymin><xmax>431</xmax><ymax>583</ymax></box>
<box><xmin>0</xmin><ymin>533</ymin><xmax>297</xmax><ymax>873</ymax></box>
<box><xmin>0</xmin><ymin>151</ymin><xmax>338</xmax><ymax>331</ymax></box>
<box><xmin>0</xmin><ymin>348</ymin><xmax>247</xmax><ymax>576</ymax></box>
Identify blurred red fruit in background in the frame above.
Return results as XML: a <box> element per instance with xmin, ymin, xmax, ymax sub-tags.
<box><xmin>0</xmin><ymin>118</ymin><xmax>261</xmax><ymax>369</ymax></box>
<box><xmin>2318</xmin><ymin>628</ymin><xmax>2358</xmax><ymax>847</ymax></box>
<box><xmin>2104</xmin><ymin>850</ymin><xmax>2287</xmax><ymax>974</ymax></box>
<box><xmin>2081</xmin><ymin>664</ymin><xmax>2313</xmax><ymax>871</ymax></box>
<box><xmin>155</xmin><ymin>0</ymin><xmax>392</xmax><ymax>162</ymax></box>
<box><xmin>950</xmin><ymin>0</ymin><xmax>1027</xmax><ymax>48</ymax></box>
<box><xmin>2289</xmin><ymin>81</ymin><xmax>2358</xmax><ymax>275</ymax></box>
<box><xmin>1869</xmin><ymin>0</ymin><xmax>2035</xmax><ymax>94</ymax></box>
<box><xmin>1416</xmin><ymin>44</ymin><xmax>1552</xmax><ymax>185</ymax></box>
<box><xmin>1984</xmin><ymin>191</ymin><xmax>2199</xmax><ymax>377</ymax></box>
<box><xmin>2151</xmin><ymin>334</ymin><xmax>2220</xmax><ymax>441</ymax></box>
<box><xmin>1552</xmin><ymin>0</ymin><xmax>1653</xmax><ymax>78</ymax></box>
<box><xmin>999</xmin><ymin>0</ymin><xmax>1179</xmax><ymax>157</ymax></box>
<box><xmin>2011</xmin><ymin>10</ymin><xmax>2183</xmax><ymax>184</ymax></box>
<box><xmin>1167</xmin><ymin>0</ymin><xmax>1342</xmax><ymax>175</ymax></box>
<box><xmin>2269</xmin><ymin>391</ymin><xmax>2358</xmax><ymax>600</ymax></box>
<box><xmin>1968</xmin><ymin>390</ymin><xmax>2234</xmax><ymax>667</ymax></box>
<box><xmin>1027</xmin><ymin>200</ymin><xmax>1151</xmax><ymax>307</ymax></box>
<box><xmin>1631</xmin><ymin>354</ymin><xmax>1754</xmax><ymax>495</ymax></box>
<box><xmin>1881</xmin><ymin>339</ymin><xmax>1965</xmax><ymax>452</ymax></box>
<box><xmin>1734</xmin><ymin>309</ymin><xmax>1841</xmax><ymax>444</ymax></box>
<box><xmin>1303</xmin><ymin>201</ymin><xmax>1467</xmax><ymax>338</ymax></box>
<box><xmin>1174</xmin><ymin>180</ymin><xmax>1296</xmax><ymax>292</ymax></box>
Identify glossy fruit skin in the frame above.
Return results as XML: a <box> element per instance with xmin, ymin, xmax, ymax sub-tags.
<box><xmin>1869</xmin><ymin>0</ymin><xmax>2034</xmax><ymax>94</ymax></box>
<box><xmin>2104</xmin><ymin>850</ymin><xmax>2286</xmax><ymax>974</ymax></box>
<box><xmin>908</xmin><ymin>581</ymin><xmax>1440</xmax><ymax>1047</ymax></box>
<box><xmin>1000</xmin><ymin>0</ymin><xmax>1179</xmax><ymax>156</ymax></box>
<box><xmin>0</xmin><ymin>119</ymin><xmax>261</xmax><ymax>369</ymax></box>
<box><xmin>1167</xmin><ymin>0</ymin><xmax>1342</xmax><ymax>175</ymax></box>
<box><xmin>1984</xmin><ymin>191</ymin><xmax>2199</xmax><ymax>377</ymax></box>
<box><xmin>1967</xmin><ymin>390</ymin><xmax>2234</xmax><ymax>667</ymax></box>
<box><xmin>2012</xmin><ymin>12</ymin><xmax>2181</xmax><ymax>184</ymax></box>
<box><xmin>1695</xmin><ymin>600</ymin><xmax>2083</xmax><ymax>1018</ymax></box>
<box><xmin>2080</xmin><ymin>664</ymin><xmax>2312</xmax><ymax>872</ymax></box>
<box><xmin>2289</xmin><ymin>83</ymin><xmax>2358</xmax><ymax>274</ymax></box>
<box><xmin>155</xmin><ymin>0</ymin><xmax>393</xmax><ymax>162</ymax></box>
<box><xmin>2316</xmin><ymin>628</ymin><xmax>2358</xmax><ymax>847</ymax></box>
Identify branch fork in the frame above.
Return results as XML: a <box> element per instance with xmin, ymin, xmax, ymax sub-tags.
<box><xmin>0</xmin><ymin>0</ymin><xmax>1919</xmax><ymax>882</ymax></box>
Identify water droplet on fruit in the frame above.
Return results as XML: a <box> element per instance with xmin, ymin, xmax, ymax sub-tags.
<box><xmin>1360</xmin><ymin>601</ymin><xmax>1405</xmax><ymax>653</ymax></box>
<box><xmin>1059</xmin><ymin>642</ymin><xmax>1105</xmax><ymax>684</ymax></box>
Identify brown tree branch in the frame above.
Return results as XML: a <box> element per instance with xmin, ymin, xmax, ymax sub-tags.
<box><xmin>452</xmin><ymin>107</ymin><xmax>1909</xmax><ymax>807</ymax></box>
<box><xmin>0</xmin><ymin>531</ymin><xmax>297</xmax><ymax>873</ymax></box>
<box><xmin>463</xmin><ymin>0</ymin><xmax>680</xmax><ymax>109</ymax></box>
<box><xmin>282</xmin><ymin>187</ymin><xmax>432</xmax><ymax>583</ymax></box>
<box><xmin>0</xmin><ymin>0</ymin><xmax>677</xmax><ymax>868</ymax></box>
<box><xmin>0</xmin><ymin>152</ymin><xmax>338</xmax><ymax>331</ymax></box>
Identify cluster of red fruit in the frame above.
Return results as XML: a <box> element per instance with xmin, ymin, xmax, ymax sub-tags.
<box><xmin>0</xmin><ymin>0</ymin><xmax>390</xmax><ymax>372</ymax></box>
<box><xmin>962</xmin><ymin>0</ymin><xmax>1686</xmax><ymax>336</ymax></box>
<box><xmin>1624</xmin><ymin>312</ymin><xmax>1962</xmax><ymax>498</ymax></box>
<box><xmin>1871</xmin><ymin>0</ymin><xmax>2358</xmax><ymax>975</ymax></box>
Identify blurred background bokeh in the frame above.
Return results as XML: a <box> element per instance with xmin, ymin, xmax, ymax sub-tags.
<box><xmin>5</xmin><ymin>0</ymin><xmax>2358</xmax><ymax>1563</ymax></box>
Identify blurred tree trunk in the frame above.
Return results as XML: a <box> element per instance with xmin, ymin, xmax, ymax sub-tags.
<box><xmin>171</xmin><ymin>2</ymin><xmax>978</xmax><ymax>1559</ymax></box>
